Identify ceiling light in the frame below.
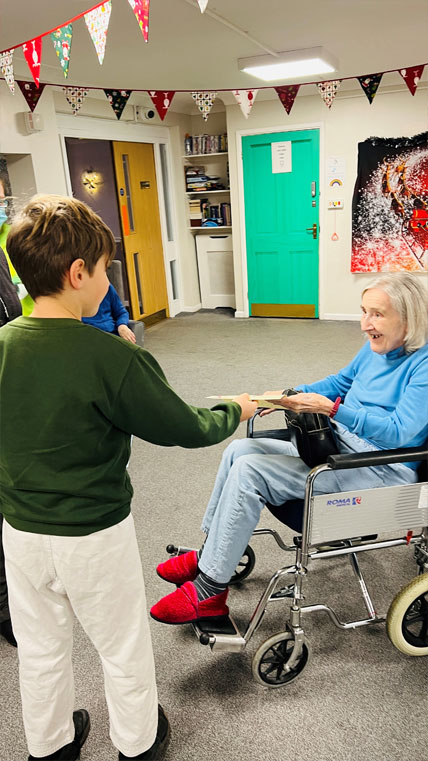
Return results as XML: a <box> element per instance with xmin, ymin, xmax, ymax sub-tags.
<box><xmin>238</xmin><ymin>47</ymin><xmax>338</xmax><ymax>82</ymax></box>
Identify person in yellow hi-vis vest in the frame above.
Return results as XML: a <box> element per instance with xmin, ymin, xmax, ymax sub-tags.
<box><xmin>0</xmin><ymin>175</ymin><xmax>34</xmax><ymax>316</ymax></box>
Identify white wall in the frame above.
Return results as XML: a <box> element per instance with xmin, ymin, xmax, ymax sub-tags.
<box><xmin>226</xmin><ymin>84</ymin><xmax>428</xmax><ymax>318</ymax></box>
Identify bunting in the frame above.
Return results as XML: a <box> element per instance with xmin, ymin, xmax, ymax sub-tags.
<box><xmin>84</xmin><ymin>1</ymin><xmax>112</xmax><ymax>64</ymax></box>
<box><xmin>191</xmin><ymin>91</ymin><xmax>216</xmax><ymax>121</ymax></box>
<box><xmin>232</xmin><ymin>89</ymin><xmax>258</xmax><ymax>118</ymax></box>
<box><xmin>104</xmin><ymin>88</ymin><xmax>132</xmax><ymax>119</ymax></box>
<box><xmin>63</xmin><ymin>86</ymin><xmax>90</xmax><ymax>114</ymax></box>
<box><xmin>17</xmin><ymin>80</ymin><xmax>46</xmax><ymax>111</ymax></box>
<box><xmin>275</xmin><ymin>85</ymin><xmax>300</xmax><ymax>115</ymax></box>
<box><xmin>22</xmin><ymin>38</ymin><xmax>42</xmax><ymax>87</ymax></box>
<box><xmin>358</xmin><ymin>74</ymin><xmax>383</xmax><ymax>103</ymax></box>
<box><xmin>51</xmin><ymin>24</ymin><xmax>73</xmax><ymax>78</ymax></box>
<box><xmin>0</xmin><ymin>49</ymin><xmax>15</xmax><ymax>94</ymax></box>
<box><xmin>127</xmin><ymin>0</ymin><xmax>150</xmax><ymax>43</ymax></box>
<box><xmin>148</xmin><ymin>90</ymin><xmax>175</xmax><ymax>120</ymax></box>
<box><xmin>398</xmin><ymin>65</ymin><xmax>424</xmax><ymax>95</ymax></box>
<box><xmin>317</xmin><ymin>80</ymin><xmax>341</xmax><ymax>108</ymax></box>
<box><xmin>198</xmin><ymin>0</ymin><xmax>209</xmax><ymax>11</ymax></box>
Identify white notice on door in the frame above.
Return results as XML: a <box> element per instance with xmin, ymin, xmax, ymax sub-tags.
<box><xmin>272</xmin><ymin>141</ymin><xmax>292</xmax><ymax>174</ymax></box>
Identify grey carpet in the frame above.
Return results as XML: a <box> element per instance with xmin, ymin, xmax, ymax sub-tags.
<box><xmin>1</xmin><ymin>311</ymin><xmax>427</xmax><ymax>761</ymax></box>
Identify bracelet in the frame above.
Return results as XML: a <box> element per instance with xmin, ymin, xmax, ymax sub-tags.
<box><xmin>329</xmin><ymin>396</ymin><xmax>341</xmax><ymax>418</ymax></box>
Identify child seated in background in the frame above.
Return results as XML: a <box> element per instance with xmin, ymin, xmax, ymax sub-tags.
<box><xmin>0</xmin><ymin>194</ymin><xmax>257</xmax><ymax>761</ymax></box>
<box><xmin>83</xmin><ymin>281</ymin><xmax>136</xmax><ymax>343</ymax></box>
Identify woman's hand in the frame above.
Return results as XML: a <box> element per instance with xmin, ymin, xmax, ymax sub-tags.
<box><xmin>118</xmin><ymin>324</ymin><xmax>137</xmax><ymax>343</ymax></box>
<box><xmin>259</xmin><ymin>390</ymin><xmax>285</xmax><ymax>417</ymax></box>
<box><xmin>280</xmin><ymin>392</ymin><xmax>335</xmax><ymax>416</ymax></box>
<box><xmin>232</xmin><ymin>393</ymin><xmax>259</xmax><ymax>422</ymax></box>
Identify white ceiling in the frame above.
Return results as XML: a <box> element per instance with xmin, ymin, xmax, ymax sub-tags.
<box><xmin>1</xmin><ymin>0</ymin><xmax>428</xmax><ymax>113</ymax></box>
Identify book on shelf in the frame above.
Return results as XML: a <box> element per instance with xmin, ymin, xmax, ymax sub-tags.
<box><xmin>220</xmin><ymin>202</ymin><xmax>231</xmax><ymax>225</ymax></box>
<box><xmin>184</xmin><ymin>133</ymin><xmax>228</xmax><ymax>156</ymax></box>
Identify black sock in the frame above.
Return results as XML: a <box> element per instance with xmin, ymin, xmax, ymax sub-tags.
<box><xmin>193</xmin><ymin>570</ymin><xmax>227</xmax><ymax>601</ymax></box>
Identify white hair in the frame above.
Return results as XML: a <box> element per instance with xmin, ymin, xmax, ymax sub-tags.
<box><xmin>362</xmin><ymin>273</ymin><xmax>428</xmax><ymax>353</ymax></box>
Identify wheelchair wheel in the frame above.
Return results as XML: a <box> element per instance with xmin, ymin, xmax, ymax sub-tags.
<box><xmin>386</xmin><ymin>574</ymin><xmax>428</xmax><ymax>656</ymax></box>
<box><xmin>252</xmin><ymin>631</ymin><xmax>310</xmax><ymax>687</ymax></box>
<box><xmin>229</xmin><ymin>545</ymin><xmax>256</xmax><ymax>585</ymax></box>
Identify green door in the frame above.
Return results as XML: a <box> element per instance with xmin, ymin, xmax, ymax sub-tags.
<box><xmin>242</xmin><ymin>129</ymin><xmax>320</xmax><ymax>317</ymax></box>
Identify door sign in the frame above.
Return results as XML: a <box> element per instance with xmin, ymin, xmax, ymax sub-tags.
<box><xmin>272</xmin><ymin>141</ymin><xmax>292</xmax><ymax>174</ymax></box>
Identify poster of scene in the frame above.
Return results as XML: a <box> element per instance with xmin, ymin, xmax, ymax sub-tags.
<box><xmin>351</xmin><ymin>132</ymin><xmax>428</xmax><ymax>272</ymax></box>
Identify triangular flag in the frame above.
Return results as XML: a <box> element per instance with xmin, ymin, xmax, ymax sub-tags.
<box><xmin>398</xmin><ymin>65</ymin><xmax>425</xmax><ymax>96</ymax></box>
<box><xmin>198</xmin><ymin>0</ymin><xmax>208</xmax><ymax>11</ymax></box>
<box><xmin>22</xmin><ymin>37</ymin><xmax>42</xmax><ymax>87</ymax></box>
<box><xmin>317</xmin><ymin>80</ymin><xmax>341</xmax><ymax>108</ymax></box>
<box><xmin>232</xmin><ymin>89</ymin><xmax>258</xmax><ymax>118</ymax></box>
<box><xmin>63</xmin><ymin>86</ymin><xmax>89</xmax><ymax>115</ymax></box>
<box><xmin>127</xmin><ymin>0</ymin><xmax>150</xmax><ymax>43</ymax></box>
<box><xmin>17</xmin><ymin>81</ymin><xmax>46</xmax><ymax>111</ymax></box>
<box><xmin>148</xmin><ymin>91</ymin><xmax>175</xmax><ymax>120</ymax></box>
<box><xmin>84</xmin><ymin>1</ymin><xmax>112</xmax><ymax>64</ymax></box>
<box><xmin>358</xmin><ymin>74</ymin><xmax>383</xmax><ymax>103</ymax></box>
<box><xmin>191</xmin><ymin>91</ymin><xmax>216</xmax><ymax>121</ymax></box>
<box><xmin>104</xmin><ymin>89</ymin><xmax>132</xmax><ymax>119</ymax></box>
<box><xmin>51</xmin><ymin>24</ymin><xmax>73</xmax><ymax>78</ymax></box>
<box><xmin>275</xmin><ymin>85</ymin><xmax>300</xmax><ymax>115</ymax></box>
<box><xmin>0</xmin><ymin>49</ymin><xmax>15</xmax><ymax>94</ymax></box>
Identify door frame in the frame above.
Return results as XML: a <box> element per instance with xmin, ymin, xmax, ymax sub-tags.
<box><xmin>236</xmin><ymin>122</ymin><xmax>325</xmax><ymax>319</ymax></box>
<box><xmin>57</xmin><ymin>113</ymin><xmax>183</xmax><ymax>317</ymax></box>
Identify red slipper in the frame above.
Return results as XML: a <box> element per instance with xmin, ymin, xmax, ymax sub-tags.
<box><xmin>150</xmin><ymin>581</ymin><xmax>229</xmax><ymax>625</ymax></box>
<box><xmin>156</xmin><ymin>550</ymin><xmax>198</xmax><ymax>585</ymax></box>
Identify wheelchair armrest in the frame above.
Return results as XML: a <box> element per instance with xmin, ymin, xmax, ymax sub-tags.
<box><xmin>246</xmin><ymin>408</ymin><xmax>286</xmax><ymax>438</ymax></box>
<box><xmin>327</xmin><ymin>445</ymin><xmax>428</xmax><ymax>470</ymax></box>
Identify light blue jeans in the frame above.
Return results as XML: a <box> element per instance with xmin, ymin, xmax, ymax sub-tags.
<box><xmin>198</xmin><ymin>423</ymin><xmax>417</xmax><ymax>583</ymax></box>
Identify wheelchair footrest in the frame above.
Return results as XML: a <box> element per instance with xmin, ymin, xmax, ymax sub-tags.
<box><xmin>192</xmin><ymin>615</ymin><xmax>246</xmax><ymax>652</ymax></box>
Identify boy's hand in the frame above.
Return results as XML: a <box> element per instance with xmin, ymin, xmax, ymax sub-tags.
<box><xmin>232</xmin><ymin>393</ymin><xmax>258</xmax><ymax>422</ymax></box>
<box><xmin>118</xmin><ymin>324</ymin><xmax>137</xmax><ymax>343</ymax></box>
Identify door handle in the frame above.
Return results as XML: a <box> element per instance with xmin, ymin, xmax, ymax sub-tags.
<box><xmin>305</xmin><ymin>223</ymin><xmax>317</xmax><ymax>239</ymax></box>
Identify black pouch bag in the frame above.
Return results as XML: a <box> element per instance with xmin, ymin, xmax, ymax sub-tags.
<box><xmin>282</xmin><ymin>389</ymin><xmax>339</xmax><ymax>468</ymax></box>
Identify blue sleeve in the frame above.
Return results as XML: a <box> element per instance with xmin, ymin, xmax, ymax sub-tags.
<box><xmin>296</xmin><ymin>351</ymin><xmax>360</xmax><ymax>399</ymax></box>
<box><xmin>108</xmin><ymin>285</ymin><xmax>129</xmax><ymax>328</ymax></box>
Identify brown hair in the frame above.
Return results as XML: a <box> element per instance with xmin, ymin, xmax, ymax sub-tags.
<box><xmin>7</xmin><ymin>194</ymin><xmax>116</xmax><ymax>300</ymax></box>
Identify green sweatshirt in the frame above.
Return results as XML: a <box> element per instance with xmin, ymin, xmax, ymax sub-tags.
<box><xmin>0</xmin><ymin>317</ymin><xmax>240</xmax><ymax>536</ymax></box>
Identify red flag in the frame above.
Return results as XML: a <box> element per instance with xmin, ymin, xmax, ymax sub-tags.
<box><xmin>148</xmin><ymin>91</ymin><xmax>175</xmax><ymax>120</ymax></box>
<box><xmin>275</xmin><ymin>85</ymin><xmax>300</xmax><ymax>115</ymax></box>
<box><xmin>398</xmin><ymin>65</ymin><xmax>425</xmax><ymax>95</ymax></box>
<box><xmin>17</xmin><ymin>80</ymin><xmax>46</xmax><ymax>111</ymax></box>
<box><xmin>128</xmin><ymin>0</ymin><xmax>150</xmax><ymax>43</ymax></box>
<box><xmin>22</xmin><ymin>37</ymin><xmax>43</xmax><ymax>87</ymax></box>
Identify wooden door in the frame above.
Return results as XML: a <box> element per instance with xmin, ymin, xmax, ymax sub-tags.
<box><xmin>113</xmin><ymin>141</ymin><xmax>168</xmax><ymax>321</ymax></box>
<box><xmin>242</xmin><ymin>129</ymin><xmax>320</xmax><ymax>317</ymax></box>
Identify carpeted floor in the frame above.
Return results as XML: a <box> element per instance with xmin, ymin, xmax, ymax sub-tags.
<box><xmin>1</xmin><ymin>310</ymin><xmax>427</xmax><ymax>761</ymax></box>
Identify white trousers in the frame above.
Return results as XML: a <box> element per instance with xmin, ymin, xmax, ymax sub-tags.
<box><xmin>3</xmin><ymin>515</ymin><xmax>158</xmax><ymax>758</ymax></box>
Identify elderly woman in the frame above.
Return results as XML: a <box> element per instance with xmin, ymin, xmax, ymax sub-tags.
<box><xmin>151</xmin><ymin>273</ymin><xmax>428</xmax><ymax>625</ymax></box>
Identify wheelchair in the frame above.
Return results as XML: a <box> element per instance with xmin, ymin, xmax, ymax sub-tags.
<box><xmin>164</xmin><ymin>411</ymin><xmax>428</xmax><ymax>688</ymax></box>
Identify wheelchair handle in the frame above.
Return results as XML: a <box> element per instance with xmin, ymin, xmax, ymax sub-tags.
<box><xmin>327</xmin><ymin>445</ymin><xmax>428</xmax><ymax>470</ymax></box>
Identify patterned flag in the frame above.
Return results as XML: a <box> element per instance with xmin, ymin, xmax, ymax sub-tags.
<box><xmin>398</xmin><ymin>65</ymin><xmax>425</xmax><ymax>96</ymax></box>
<box><xmin>358</xmin><ymin>74</ymin><xmax>383</xmax><ymax>103</ymax></box>
<box><xmin>22</xmin><ymin>37</ymin><xmax>43</xmax><ymax>87</ymax></box>
<box><xmin>317</xmin><ymin>80</ymin><xmax>341</xmax><ymax>108</ymax></box>
<box><xmin>127</xmin><ymin>0</ymin><xmax>150</xmax><ymax>43</ymax></box>
<box><xmin>84</xmin><ymin>1</ymin><xmax>112</xmax><ymax>65</ymax></box>
<box><xmin>148</xmin><ymin>91</ymin><xmax>175</xmax><ymax>120</ymax></box>
<box><xmin>17</xmin><ymin>80</ymin><xmax>46</xmax><ymax>111</ymax></box>
<box><xmin>51</xmin><ymin>24</ymin><xmax>73</xmax><ymax>78</ymax></box>
<box><xmin>104</xmin><ymin>89</ymin><xmax>132</xmax><ymax>119</ymax></box>
<box><xmin>232</xmin><ymin>89</ymin><xmax>258</xmax><ymax>118</ymax></box>
<box><xmin>275</xmin><ymin>85</ymin><xmax>300</xmax><ymax>115</ymax></box>
<box><xmin>63</xmin><ymin>86</ymin><xmax>90</xmax><ymax>115</ymax></box>
<box><xmin>0</xmin><ymin>49</ymin><xmax>15</xmax><ymax>94</ymax></box>
<box><xmin>191</xmin><ymin>91</ymin><xmax>216</xmax><ymax>121</ymax></box>
<box><xmin>198</xmin><ymin>0</ymin><xmax>208</xmax><ymax>11</ymax></box>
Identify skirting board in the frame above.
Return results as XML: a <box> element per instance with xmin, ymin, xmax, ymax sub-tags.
<box><xmin>180</xmin><ymin>303</ymin><xmax>202</xmax><ymax>313</ymax></box>
<box><xmin>322</xmin><ymin>313</ymin><xmax>361</xmax><ymax>321</ymax></box>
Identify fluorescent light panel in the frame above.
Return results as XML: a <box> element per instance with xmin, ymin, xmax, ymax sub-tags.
<box><xmin>238</xmin><ymin>47</ymin><xmax>338</xmax><ymax>82</ymax></box>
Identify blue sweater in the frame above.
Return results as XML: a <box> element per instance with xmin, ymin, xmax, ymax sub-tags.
<box><xmin>298</xmin><ymin>341</ymin><xmax>428</xmax><ymax>466</ymax></box>
<box><xmin>82</xmin><ymin>284</ymin><xmax>129</xmax><ymax>334</ymax></box>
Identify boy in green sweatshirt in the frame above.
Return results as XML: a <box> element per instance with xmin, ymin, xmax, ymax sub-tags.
<box><xmin>0</xmin><ymin>194</ymin><xmax>257</xmax><ymax>761</ymax></box>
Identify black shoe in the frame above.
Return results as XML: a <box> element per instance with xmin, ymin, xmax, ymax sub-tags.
<box><xmin>28</xmin><ymin>709</ymin><xmax>90</xmax><ymax>761</ymax></box>
<box><xmin>0</xmin><ymin>618</ymin><xmax>17</xmax><ymax>647</ymax></box>
<box><xmin>118</xmin><ymin>705</ymin><xmax>170</xmax><ymax>760</ymax></box>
